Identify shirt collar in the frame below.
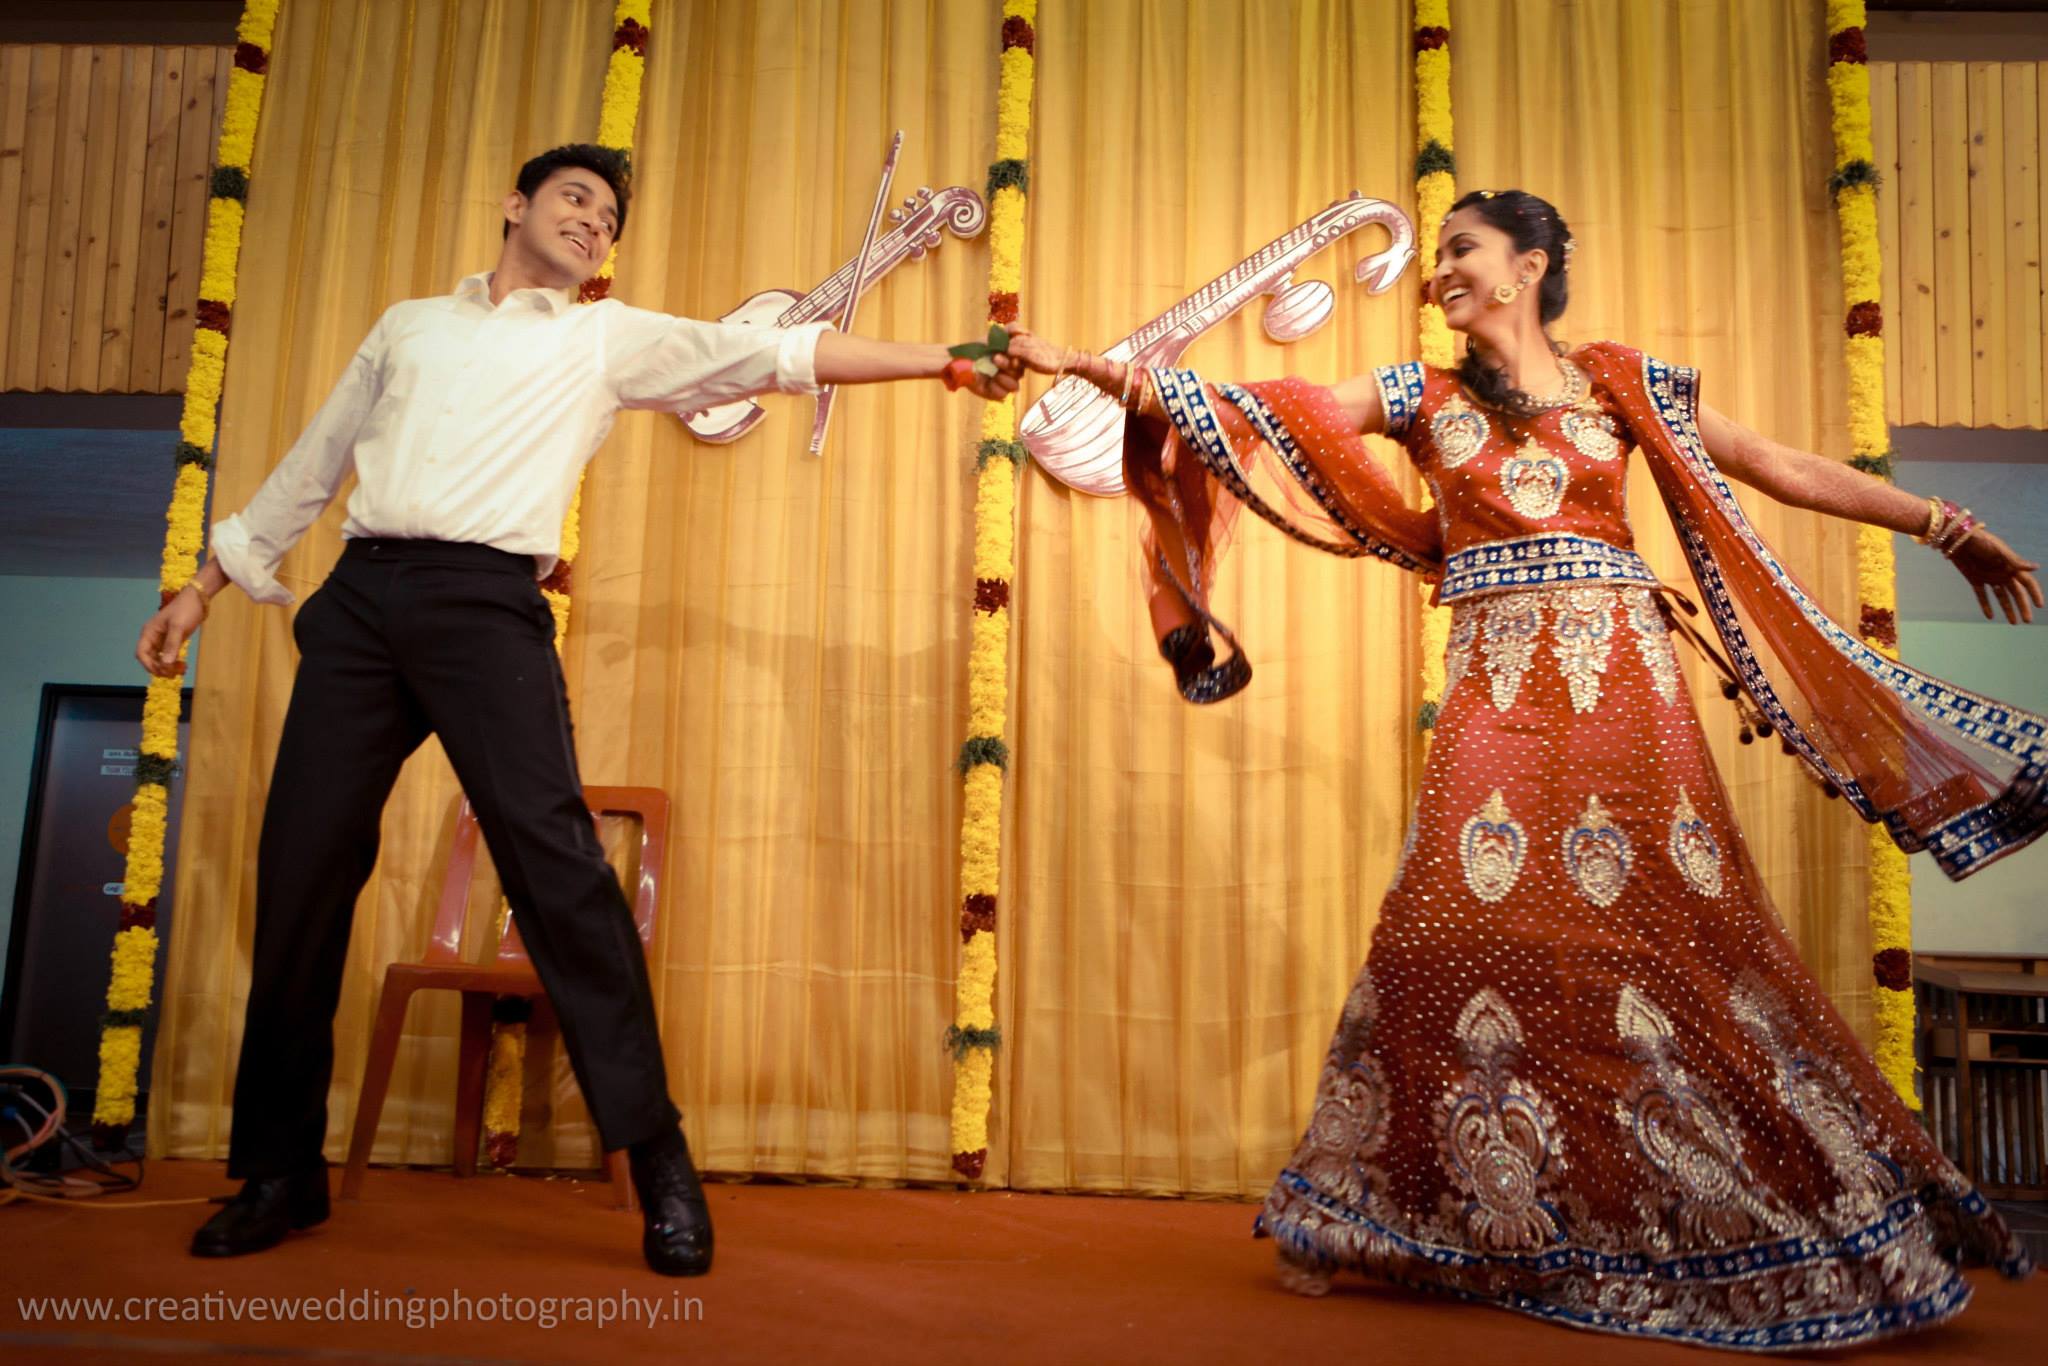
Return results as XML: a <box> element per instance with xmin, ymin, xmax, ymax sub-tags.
<box><xmin>456</xmin><ymin>271</ymin><xmax>575</xmax><ymax>315</ymax></box>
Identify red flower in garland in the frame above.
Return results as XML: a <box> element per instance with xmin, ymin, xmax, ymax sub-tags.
<box><xmin>1001</xmin><ymin>15</ymin><xmax>1034</xmax><ymax>54</ymax></box>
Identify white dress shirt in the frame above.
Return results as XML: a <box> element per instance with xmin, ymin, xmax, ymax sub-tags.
<box><xmin>211</xmin><ymin>272</ymin><xmax>829</xmax><ymax>603</ymax></box>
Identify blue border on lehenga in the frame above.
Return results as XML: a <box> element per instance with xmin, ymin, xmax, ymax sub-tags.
<box><xmin>1263</xmin><ymin>1167</ymin><xmax>1986</xmax><ymax>1351</ymax></box>
<box><xmin>1639</xmin><ymin>356</ymin><xmax>2048</xmax><ymax>878</ymax></box>
<box><xmin>1438</xmin><ymin>532</ymin><xmax>1660</xmax><ymax>603</ymax></box>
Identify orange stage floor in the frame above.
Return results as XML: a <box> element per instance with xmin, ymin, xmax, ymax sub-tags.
<box><xmin>3</xmin><ymin>1160</ymin><xmax>2042</xmax><ymax>1364</ymax></box>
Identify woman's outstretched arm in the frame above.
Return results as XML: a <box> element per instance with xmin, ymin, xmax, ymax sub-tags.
<box><xmin>1007</xmin><ymin>330</ymin><xmax>1397</xmax><ymax>440</ymax></box>
<box><xmin>1698</xmin><ymin>401</ymin><xmax>2043</xmax><ymax>623</ymax></box>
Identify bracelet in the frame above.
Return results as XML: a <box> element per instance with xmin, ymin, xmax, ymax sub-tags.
<box><xmin>1126</xmin><ymin>366</ymin><xmax>1153</xmax><ymax>414</ymax></box>
<box><xmin>181</xmin><ymin>579</ymin><xmax>212</xmax><ymax>622</ymax></box>
<box><xmin>1935</xmin><ymin>510</ymin><xmax>1975</xmax><ymax>555</ymax></box>
<box><xmin>1917</xmin><ymin>495</ymin><xmax>1948</xmax><ymax>546</ymax></box>
<box><xmin>1089</xmin><ymin>352</ymin><xmax>1122</xmax><ymax>395</ymax></box>
<box><xmin>1941</xmin><ymin>516</ymin><xmax>1982</xmax><ymax>559</ymax></box>
<box><xmin>1933</xmin><ymin>506</ymin><xmax>1976</xmax><ymax>555</ymax></box>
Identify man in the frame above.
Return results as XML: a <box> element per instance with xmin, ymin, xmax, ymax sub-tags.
<box><xmin>136</xmin><ymin>144</ymin><xmax>1019</xmax><ymax>1276</ymax></box>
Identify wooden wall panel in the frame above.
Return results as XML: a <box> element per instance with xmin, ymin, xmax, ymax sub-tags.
<box><xmin>0</xmin><ymin>43</ymin><xmax>229</xmax><ymax>395</ymax></box>
<box><xmin>1874</xmin><ymin>60</ymin><xmax>2048</xmax><ymax>429</ymax></box>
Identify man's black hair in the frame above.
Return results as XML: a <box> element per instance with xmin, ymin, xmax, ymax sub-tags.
<box><xmin>504</xmin><ymin>143</ymin><xmax>630</xmax><ymax>243</ymax></box>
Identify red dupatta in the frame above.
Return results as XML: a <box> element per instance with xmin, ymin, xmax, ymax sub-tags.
<box><xmin>1582</xmin><ymin>342</ymin><xmax>2048</xmax><ymax>880</ymax></box>
<box><xmin>1121</xmin><ymin>367</ymin><xmax>1441</xmax><ymax>702</ymax></box>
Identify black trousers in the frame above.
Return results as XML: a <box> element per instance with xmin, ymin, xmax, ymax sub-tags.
<box><xmin>226</xmin><ymin>539</ymin><xmax>678</xmax><ymax>1179</ymax></box>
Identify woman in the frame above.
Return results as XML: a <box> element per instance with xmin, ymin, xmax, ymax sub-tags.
<box><xmin>1007</xmin><ymin>189</ymin><xmax>2042</xmax><ymax>1350</ymax></box>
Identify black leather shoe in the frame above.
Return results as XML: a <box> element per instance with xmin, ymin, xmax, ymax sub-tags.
<box><xmin>629</xmin><ymin>1131</ymin><xmax>713</xmax><ymax>1276</ymax></box>
<box><xmin>190</xmin><ymin>1168</ymin><xmax>330</xmax><ymax>1257</ymax></box>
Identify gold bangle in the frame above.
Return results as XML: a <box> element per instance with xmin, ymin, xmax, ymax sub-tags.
<box><xmin>1917</xmin><ymin>495</ymin><xmax>1945</xmax><ymax>545</ymax></box>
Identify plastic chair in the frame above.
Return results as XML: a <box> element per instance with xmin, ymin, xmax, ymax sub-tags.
<box><xmin>339</xmin><ymin>786</ymin><xmax>669</xmax><ymax>1211</ymax></box>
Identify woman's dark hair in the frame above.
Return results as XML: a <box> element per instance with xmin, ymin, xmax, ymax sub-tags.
<box><xmin>1444</xmin><ymin>189</ymin><xmax>1571</xmax><ymax>411</ymax></box>
<box><xmin>504</xmin><ymin>143</ymin><xmax>631</xmax><ymax>242</ymax></box>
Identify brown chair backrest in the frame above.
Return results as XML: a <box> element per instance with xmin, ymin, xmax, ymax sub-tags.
<box><xmin>420</xmin><ymin>786</ymin><xmax>670</xmax><ymax>966</ymax></box>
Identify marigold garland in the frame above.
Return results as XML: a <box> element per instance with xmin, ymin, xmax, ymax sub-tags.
<box><xmin>88</xmin><ymin>0</ymin><xmax>282</xmax><ymax>1148</ymax></box>
<box><xmin>948</xmin><ymin>0</ymin><xmax>1036</xmax><ymax>1182</ymax></box>
<box><xmin>1412</xmin><ymin>1</ymin><xmax>1454</xmax><ymax>746</ymax></box>
<box><xmin>1825</xmin><ymin>0</ymin><xmax>1915</xmax><ymax>1109</ymax></box>
<box><xmin>107</xmin><ymin>928</ymin><xmax>161</xmax><ymax>1012</ymax></box>
<box><xmin>948</xmin><ymin>932</ymin><xmax>998</xmax><ymax>1153</ymax></box>
<box><xmin>480</xmin><ymin>0</ymin><xmax>653</xmax><ymax>1167</ymax></box>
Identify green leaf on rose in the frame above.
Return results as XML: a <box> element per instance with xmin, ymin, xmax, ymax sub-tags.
<box><xmin>947</xmin><ymin>323</ymin><xmax>1014</xmax><ymax>362</ymax></box>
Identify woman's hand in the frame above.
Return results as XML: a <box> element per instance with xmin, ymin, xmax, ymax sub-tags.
<box><xmin>137</xmin><ymin>585</ymin><xmax>208</xmax><ymax>677</ymax></box>
<box><xmin>1003</xmin><ymin>328</ymin><xmax>1070</xmax><ymax>377</ymax></box>
<box><xmin>1950</xmin><ymin>528</ymin><xmax>2044</xmax><ymax>624</ymax></box>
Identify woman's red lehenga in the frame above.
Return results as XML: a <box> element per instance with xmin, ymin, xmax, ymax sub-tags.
<box><xmin>1122</xmin><ymin>342</ymin><xmax>2037</xmax><ymax>1351</ymax></box>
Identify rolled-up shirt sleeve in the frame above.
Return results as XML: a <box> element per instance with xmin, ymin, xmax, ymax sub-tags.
<box><xmin>601</xmin><ymin>301</ymin><xmax>829</xmax><ymax>412</ymax></box>
<box><xmin>210</xmin><ymin>311</ymin><xmax>390</xmax><ymax>604</ymax></box>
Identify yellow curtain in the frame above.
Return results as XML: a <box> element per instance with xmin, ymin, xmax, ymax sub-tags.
<box><xmin>1001</xmin><ymin>0</ymin><xmax>1424</xmax><ymax>1197</ymax></box>
<box><xmin>1001</xmin><ymin>0</ymin><xmax>1865</xmax><ymax>1196</ymax></box>
<box><xmin>561</xmin><ymin>1</ymin><xmax>999</xmax><ymax>1179</ymax></box>
<box><xmin>155</xmin><ymin>0</ymin><xmax>1866</xmax><ymax>1197</ymax></box>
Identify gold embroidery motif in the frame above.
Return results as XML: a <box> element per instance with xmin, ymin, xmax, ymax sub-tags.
<box><xmin>1297</xmin><ymin>968</ymin><xmax>1389</xmax><ymax>1207</ymax></box>
<box><xmin>1731</xmin><ymin>975</ymin><xmax>1901</xmax><ymax>1224</ymax></box>
<box><xmin>1668</xmin><ymin>788</ymin><xmax>1724</xmax><ymax>897</ymax></box>
<box><xmin>1563</xmin><ymin>794</ymin><xmax>1631</xmax><ymax>908</ymax></box>
<box><xmin>1479</xmin><ymin>596</ymin><xmax>1543</xmax><ymax>710</ymax></box>
<box><xmin>1561</xmin><ymin>406</ymin><xmax>1622</xmax><ymax>462</ymax></box>
<box><xmin>1430</xmin><ymin>392</ymin><xmax>1490</xmax><ymax>470</ymax></box>
<box><xmin>1623</xmin><ymin>588</ymin><xmax>1681</xmax><ymax>705</ymax></box>
<box><xmin>1437</xmin><ymin>988</ymin><xmax>1567</xmax><ymax>1253</ymax></box>
<box><xmin>1459</xmin><ymin>790</ymin><xmax>1526</xmax><ymax>903</ymax></box>
<box><xmin>1615</xmin><ymin>985</ymin><xmax>1791</xmax><ymax>1252</ymax></box>
<box><xmin>1501</xmin><ymin>438</ymin><xmax>1569</xmax><ymax>520</ymax></box>
<box><xmin>1549</xmin><ymin>586</ymin><xmax>1618</xmax><ymax>713</ymax></box>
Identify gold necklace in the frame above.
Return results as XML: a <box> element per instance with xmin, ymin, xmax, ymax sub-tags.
<box><xmin>1464</xmin><ymin>356</ymin><xmax>1589</xmax><ymax>417</ymax></box>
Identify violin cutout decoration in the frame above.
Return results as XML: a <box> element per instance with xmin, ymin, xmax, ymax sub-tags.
<box><xmin>1020</xmin><ymin>194</ymin><xmax>1415</xmax><ymax>496</ymax></box>
<box><xmin>678</xmin><ymin>177</ymin><xmax>989</xmax><ymax>446</ymax></box>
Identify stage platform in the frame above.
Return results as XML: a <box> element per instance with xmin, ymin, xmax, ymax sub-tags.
<box><xmin>3</xmin><ymin>1160</ymin><xmax>2042</xmax><ymax>1364</ymax></box>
